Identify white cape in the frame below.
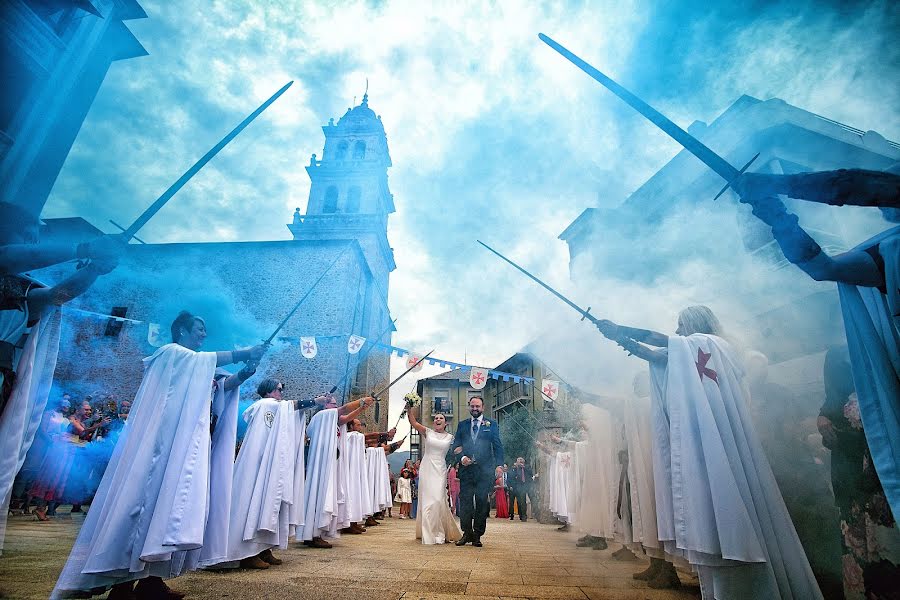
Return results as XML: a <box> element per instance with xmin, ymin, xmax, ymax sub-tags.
<box><xmin>549</xmin><ymin>450</ymin><xmax>574</xmax><ymax>522</ymax></box>
<box><xmin>624</xmin><ymin>390</ymin><xmax>662</xmax><ymax>558</ymax></box>
<box><xmin>575</xmin><ymin>405</ymin><xmax>618</xmax><ymax>539</ymax></box>
<box><xmin>0</xmin><ymin>307</ymin><xmax>61</xmax><ymax>553</ymax></box>
<box><xmin>649</xmin><ymin>334</ymin><xmax>821</xmax><ymax>600</ymax></box>
<box><xmin>345</xmin><ymin>431</ymin><xmax>372</xmax><ymax>522</ymax></box>
<box><xmin>53</xmin><ymin>344</ymin><xmax>239</xmax><ymax>596</ymax></box>
<box><xmin>216</xmin><ymin>399</ymin><xmax>306</xmax><ymax>564</ymax></box>
<box><xmin>365</xmin><ymin>446</ymin><xmax>392</xmax><ymax>512</ymax></box>
<box><xmin>837</xmin><ymin>226</ymin><xmax>900</xmax><ymax>519</ymax></box>
<box><xmin>298</xmin><ymin>408</ymin><xmax>347</xmax><ymax>540</ymax></box>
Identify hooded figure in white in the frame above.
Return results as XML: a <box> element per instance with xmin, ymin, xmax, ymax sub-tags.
<box><xmin>598</xmin><ymin>306</ymin><xmax>822</xmax><ymax>599</ymax></box>
<box><xmin>52</xmin><ymin>312</ymin><xmax>265</xmax><ymax>599</ymax></box>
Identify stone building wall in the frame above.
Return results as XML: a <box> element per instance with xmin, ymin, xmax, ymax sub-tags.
<box><xmin>47</xmin><ymin>237</ymin><xmax>392</xmax><ymax>431</ymax></box>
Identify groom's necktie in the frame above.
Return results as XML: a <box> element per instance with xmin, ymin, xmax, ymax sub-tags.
<box><xmin>472</xmin><ymin>419</ymin><xmax>480</xmax><ymax>439</ymax></box>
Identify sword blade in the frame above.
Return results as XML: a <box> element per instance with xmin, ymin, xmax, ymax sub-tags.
<box><xmin>538</xmin><ymin>34</ymin><xmax>739</xmax><ymax>183</ymax></box>
<box><xmin>374</xmin><ymin>349</ymin><xmax>434</xmax><ymax>399</ymax></box>
<box><xmin>477</xmin><ymin>240</ymin><xmax>596</xmax><ymax>323</ymax></box>
<box><xmin>265</xmin><ymin>243</ymin><xmax>350</xmax><ymax>344</ymax></box>
<box><xmin>123</xmin><ymin>81</ymin><xmax>293</xmax><ymax>239</ymax></box>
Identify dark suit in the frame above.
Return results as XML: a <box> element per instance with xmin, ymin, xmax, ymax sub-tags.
<box><xmin>450</xmin><ymin>416</ymin><xmax>504</xmax><ymax>538</ymax></box>
<box><xmin>506</xmin><ymin>464</ymin><xmax>533</xmax><ymax>521</ymax></box>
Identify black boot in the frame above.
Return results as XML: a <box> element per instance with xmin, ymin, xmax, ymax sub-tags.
<box><xmin>633</xmin><ymin>558</ymin><xmax>663</xmax><ymax>581</ymax></box>
<box><xmin>455</xmin><ymin>532</ymin><xmax>471</xmax><ymax>546</ymax></box>
<box><xmin>648</xmin><ymin>560</ymin><xmax>681</xmax><ymax>589</ymax></box>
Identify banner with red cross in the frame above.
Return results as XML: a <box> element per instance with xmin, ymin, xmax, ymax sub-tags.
<box><xmin>300</xmin><ymin>336</ymin><xmax>317</xmax><ymax>359</ymax></box>
<box><xmin>541</xmin><ymin>379</ymin><xmax>560</xmax><ymax>401</ymax></box>
<box><xmin>469</xmin><ymin>367</ymin><xmax>489</xmax><ymax>390</ymax></box>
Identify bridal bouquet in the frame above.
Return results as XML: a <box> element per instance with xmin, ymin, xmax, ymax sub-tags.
<box><xmin>403</xmin><ymin>391</ymin><xmax>421</xmax><ymax>411</ymax></box>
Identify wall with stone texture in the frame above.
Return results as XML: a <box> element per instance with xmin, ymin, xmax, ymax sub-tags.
<box><xmin>48</xmin><ymin>237</ymin><xmax>392</xmax><ymax>431</ymax></box>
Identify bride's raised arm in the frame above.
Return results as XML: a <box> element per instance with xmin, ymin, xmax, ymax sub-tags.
<box><xmin>408</xmin><ymin>406</ymin><xmax>428</xmax><ymax>437</ymax></box>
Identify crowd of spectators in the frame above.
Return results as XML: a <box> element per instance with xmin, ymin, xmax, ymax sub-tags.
<box><xmin>9</xmin><ymin>390</ymin><xmax>130</xmax><ymax>521</ymax></box>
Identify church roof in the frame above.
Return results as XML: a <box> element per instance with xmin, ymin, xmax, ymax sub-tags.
<box><xmin>336</xmin><ymin>94</ymin><xmax>385</xmax><ymax>133</ymax></box>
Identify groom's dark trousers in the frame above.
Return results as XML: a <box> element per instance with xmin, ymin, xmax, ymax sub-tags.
<box><xmin>457</xmin><ymin>466</ymin><xmax>492</xmax><ymax>537</ymax></box>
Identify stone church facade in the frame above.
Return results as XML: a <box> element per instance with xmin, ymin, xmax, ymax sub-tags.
<box><xmin>48</xmin><ymin>95</ymin><xmax>397</xmax><ymax>431</ymax></box>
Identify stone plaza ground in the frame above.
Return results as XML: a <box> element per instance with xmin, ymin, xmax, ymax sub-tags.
<box><xmin>1</xmin><ymin>508</ymin><xmax>700</xmax><ymax>600</ymax></box>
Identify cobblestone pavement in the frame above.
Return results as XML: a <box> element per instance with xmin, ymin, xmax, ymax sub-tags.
<box><xmin>1</xmin><ymin>509</ymin><xmax>700</xmax><ymax>599</ymax></box>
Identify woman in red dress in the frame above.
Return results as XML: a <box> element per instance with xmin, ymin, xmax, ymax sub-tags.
<box><xmin>494</xmin><ymin>472</ymin><xmax>509</xmax><ymax>518</ymax></box>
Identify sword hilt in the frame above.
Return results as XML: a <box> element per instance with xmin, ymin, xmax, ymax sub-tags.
<box><xmin>580</xmin><ymin>307</ymin><xmax>591</xmax><ymax>322</ymax></box>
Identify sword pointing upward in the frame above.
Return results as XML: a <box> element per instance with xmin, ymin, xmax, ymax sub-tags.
<box><xmin>376</xmin><ymin>350</ymin><xmax>434</xmax><ymax>401</ymax></box>
<box><xmin>537</xmin><ymin>34</ymin><xmax>758</xmax><ymax>200</ymax></box>
<box><xmin>477</xmin><ymin>240</ymin><xmax>601</xmax><ymax>327</ymax></box>
<box><xmin>121</xmin><ymin>81</ymin><xmax>293</xmax><ymax>241</ymax></box>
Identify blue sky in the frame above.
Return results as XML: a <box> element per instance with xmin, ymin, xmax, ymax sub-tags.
<box><xmin>43</xmin><ymin>1</ymin><xmax>900</xmax><ymax>432</ymax></box>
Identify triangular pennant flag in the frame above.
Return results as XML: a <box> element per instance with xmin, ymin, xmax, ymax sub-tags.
<box><xmin>300</xmin><ymin>337</ymin><xmax>318</xmax><ymax>359</ymax></box>
<box><xmin>469</xmin><ymin>367</ymin><xmax>489</xmax><ymax>390</ymax></box>
<box><xmin>541</xmin><ymin>379</ymin><xmax>560</xmax><ymax>401</ymax></box>
<box><xmin>147</xmin><ymin>323</ymin><xmax>164</xmax><ymax>347</ymax></box>
<box><xmin>347</xmin><ymin>335</ymin><xmax>366</xmax><ymax>354</ymax></box>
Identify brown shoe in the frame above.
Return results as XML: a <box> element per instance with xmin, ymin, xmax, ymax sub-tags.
<box><xmin>259</xmin><ymin>548</ymin><xmax>282</xmax><ymax>565</ymax></box>
<box><xmin>239</xmin><ymin>555</ymin><xmax>270</xmax><ymax>569</ymax></box>
<box><xmin>340</xmin><ymin>526</ymin><xmax>362</xmax><ymax>534</ymax></box>
<box><xmin>365</xmin><ymin>516</ymin><xmax>379</xmax><ymax>526</ymax></box>
<box><xmin>303</xmin><ymin>537</ymin><xmax>333</xmax><ymax>549</ymax></box>
<box><xmin>648</xmin><ymin>561</ymin><xmax>681</xmax><ymax>589</ymax></box>
<box><xmin>633</xmin><ymin>558</ymin><xmax>663</xmax><ymax>581</ymax></box>
<box><xmin>350</xmin><ymin>523</ymin><xmax>366</xmax><ymax>533</ymax></box>
<box><xmin>107</xmin><ymin>582</ymin><xmax>136</xmax><ymax>600</ymax></box>
<box><xmin>134</xmin><ymin>577</ymin><xmax>185</xmax><ymax>600</ymax></box>
<box><xmin>611</xmin><ymin>546</ymin><xmax>639</xmax><ymax>561</ymax></box>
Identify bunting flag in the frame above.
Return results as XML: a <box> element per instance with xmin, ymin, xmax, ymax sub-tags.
<box><xmin>406</xmin><ymin>352</ymin><xmax>425</xmax><ymax>372</ymax></box>
<box><xmin>147</xmin><ymin>323</ymin><xmax>164</xmax><ymax>347</ymax></box>
<box><xmin>58</xmin><ymin>308</ymin><xmax>538</xmax><ymax>386</ymax></box>
<box><xmin>540</xmin><ymin>379</ymin><xmax>561</xmax><ymax>401</ymax></box>
<box><xmin>300</xmin><ymin>337</ymin><xmax>318</xmax><ymax>359</ymax></box>
<box><xmin>469</xmin><ymin>367</ymin><xmax>489</xmax><ymax>390</ymax></box>
<box><xmin>347</xmin><ymin>335</ymin><xmax>366</xmax><ymax>354</ymax></box>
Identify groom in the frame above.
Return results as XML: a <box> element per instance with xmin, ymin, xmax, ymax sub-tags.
<box><xmin>450</xmin><ymin>396</ymin><xmax>504</xmax><ymax>547</ymax></box>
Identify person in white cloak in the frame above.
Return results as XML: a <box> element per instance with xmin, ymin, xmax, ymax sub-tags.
<box><xmin>560</xmin><ymin>404</ymin><xmax>618</xmax><ymax>552</ymax></box>
<box><xmin>598</xmin><ymin>305</ymin><xmax>823</xmax><ymax>600</ymax></box>
<box><xmin>0</xmin><ymin>203</ymin><xmax>124</xmax><ymax>553</ymax></box>
<box><xmin>211</xmin><ymin>377</ymin><xmax>325</xmax><ymax>571</ymax></box>
<box><xmin>52</xmin><ymin>310</ymin><xmax>266</xmax><ymax>600</ymax></box>
<box><xmin>299</xmin><ymin>394</ymin><xmax>373</xmax><ymax>549</ymax></box>
<box><xmin>536</xmin><ymin>439</ymin><xmax>574</xmax><ymax>528</ymax></box>
<box><xmin>342</xmin><ymin>418</ymin><xmax>372</xmax><ymax>535</ymax></box>
<box><xmin>365</xmin><ymin>432</ymin><xmax>405</xmax><ymax>524</ymax></box>
<box><xmin>736</xmin><ymin>166</ymin><xmax>899</xmax><ymax>521</ymax></box>
<box><xmin>625</xmin><ymin>372</ymin><xmax>681</xmax><ymax>589</ymax></box>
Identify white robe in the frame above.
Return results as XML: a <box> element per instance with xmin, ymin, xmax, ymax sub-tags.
<box><xmin>550</xmin><ymin>450</ymin><xmax>574</xmax><ymax>522</ymax></box>
<box><xmin>53</xmin><ymin>344</ymin><xmax>240</xmax><ymax>596</ymax></box>
<box><xmin>298</xmin><ymin>408</ymin><xmax>348</xmax><ymax>541</ymax></box>
<box><xmin>0</xmin><ymin>306</ymin><xmax>61</xmax><ymax>552</ymax></box>
<box><xmin>624</xmin><ymin>390</ymin><xmax>662</xmax><ymax>558</ymax></box>
<box><xmin>574</xmin><ymin>405</ymin><xmax>618</xmax><ymax>540</ymax></box>
<box><xmin>345</xmin><ymin>431</ymin><xmax>372</xmax><ymax>522</ymax></box>
<box><xmin>365</xmin><ymin>446</ymin><xmax>392</xmax><ymax>512</ymax></box>
<box><xmin>837</xmin><ymin>226</ymin><xmax>900</xmax><ymax>519</ymax></box>
<box><xmin>649</xmin><ymin>334</ymin><xmax>822</xmax><ymax>600</ymax></box>
<box><xmin>215</xmin><ymin>399</ymin><xmax>306</xmax><ymax>565</ymax></box>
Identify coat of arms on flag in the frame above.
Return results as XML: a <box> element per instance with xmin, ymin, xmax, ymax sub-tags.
<box><xmin>469</xmin><ymin>367</ymin><xmax>489</xmax><ymax>390</ymax></box>
<box><xmin>541</xmin><ymin>379</ymin><xmax>560</xmax><ymax>401</ymax></box>
<box><xmin>406</xmin><ymin>353</ymin><xmax>425</xmax><ymax>372</ymax></box>
<box><xmin>147</xmin><ymin>323</ymin><xmax>163</xmax><ymax>347</ymax></box>
<box><xmin>347</xmin><ymin>335</ymin><xmax>366</xmax><ymax>355</ymax></box>
<box><xmin>300</xmin><ymin>337</ymin><xmax>318</xmax><ymax>359</ymax></box>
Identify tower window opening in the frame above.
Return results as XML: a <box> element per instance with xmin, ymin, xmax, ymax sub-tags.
<box><xmin>323</xmin><ymin>186</ymin><xmax>338</xmax><ymax>213</ymax></box>
<box><xmin>335</xmin><ymin>140</ymin><xmax>348</xmax><ymax>161</ymax></box>
<box><xmin>353</xmin><ymin>140</ymin><xmax>366</xmax><ymax>160</ymax></box>
<box><xmin>346</xmin><ymin>186</ymin><xmax>361</xmax><ymax>213</ymax></box>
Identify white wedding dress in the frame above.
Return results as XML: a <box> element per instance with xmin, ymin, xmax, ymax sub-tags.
<box><xmin>415</xmin><ymin>428</ymin><xmax>463</xmax><ymax>544</ymax></box>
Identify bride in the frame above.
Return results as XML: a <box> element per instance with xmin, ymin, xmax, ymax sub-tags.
<box><xmin>408</xmin><ymin>408</ymin><xmax>462</xmax><ymax>544</ymax></box>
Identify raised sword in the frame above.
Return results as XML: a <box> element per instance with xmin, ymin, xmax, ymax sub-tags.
<box><xmin>538</xmin><ymin>34</ymin><xmax>757</xmax><ymax>200</ymax></box>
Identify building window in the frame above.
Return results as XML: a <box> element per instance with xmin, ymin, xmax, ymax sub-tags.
<box><xmin>323</xmin><ymin>186</ymin><xmax>338</xmax><ymax>213</ymax></box>
<box><xmin>346</xmin><ymin>186</ymin><xmax>361</xmax><ymax>213</ymax></box>
<box><xmin>335</xmin><ymin>140</ymin><xmax>348</xmax><ymax>160</ymax></box>
<box><xmin>353</xmin><ymin>140</ymin><xmax>366</xmax><ymax>160</ymax></box>
<box><xmin>104</xmin><ymin>307</ymin><xmax>128</xmax><ymax>337</ymax></box>
<box><xmin>433</xmin><ymin>390</ymin><xmax>452</xmax><ymax>416</ymax></box>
